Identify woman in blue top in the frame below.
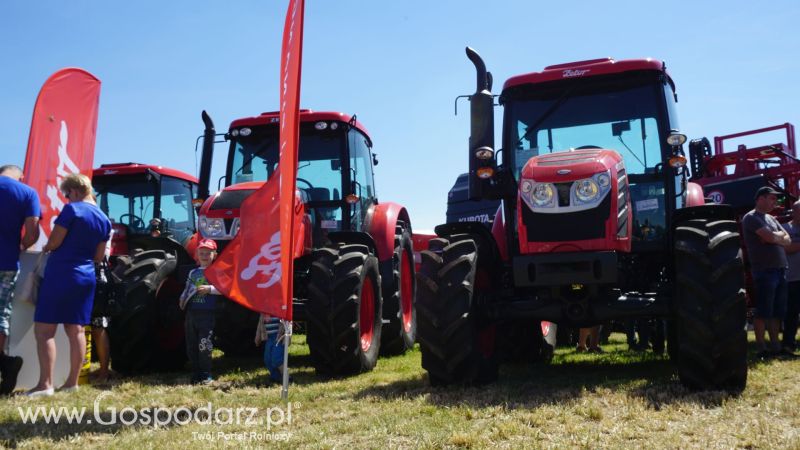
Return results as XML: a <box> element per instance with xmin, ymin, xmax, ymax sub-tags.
<box><xmin>28</xmin><ymin>173</ymin><xmax>111</xmax><ymax>397</ymax></box>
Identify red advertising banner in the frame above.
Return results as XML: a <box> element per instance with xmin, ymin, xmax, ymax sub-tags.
<box><xmin>22</xmin><ymin>68</ymin><xmax>101</xmax><ymax>244</ymax></box>
<box><xmin>206</xmin><ymin>0</ymin><xmax>304</xmax><ymax>320</ymax></box>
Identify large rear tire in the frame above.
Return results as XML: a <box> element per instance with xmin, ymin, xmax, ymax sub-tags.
<box><xmin>416</xmin><ymin>234</ymin><xmax>497</xmax><ymax>385</ymax></box>
<box><xmin>674</xmin><ymin>218</ymin><xmax>747</xmax><ymax>391</ymax></box>
<box><xmin>380</xmin><ymin>227</ymin><xmax>416</xmax><ymax>355</ymax></box>
<box><xmin>109</xmin><ymin>251</ymin><xmax>185</xmax><ymax>374</ymax></box>
<box><xmin>306</xmin><ymin>244</ymin><xmax>383</xmax><ymax>375</ymax></box>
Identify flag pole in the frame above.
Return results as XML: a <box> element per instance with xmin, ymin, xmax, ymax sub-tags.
<box><xmin>280</xmin><ymin>319</ymin><xmax>292</xmax><ymax>400</ymax></box>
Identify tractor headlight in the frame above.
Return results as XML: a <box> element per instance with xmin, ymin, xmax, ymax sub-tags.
<box><xmin>199</xmin><ymin>216</ymin><xmax>225</xmax><ymax>238</ymax></box>
<box><xmin>532</xmin><ymin>183</ymin><xmax>556</xmax><ymax>207</ymax></box>
<box><xmin>596</xmin><ymin>172</ymin><xmax>610</xmax><ymax>188</ymax></box>
<box><xmin>574</xmin><ymin>178</ymin><xmax>600</xmax><ymax>203</ymax></box>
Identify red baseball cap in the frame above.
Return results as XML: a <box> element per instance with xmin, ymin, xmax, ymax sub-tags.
<box><xmin>197</xmin><ymin>238</ymin><xmax>218</xmax><ymax>251</ymax></box>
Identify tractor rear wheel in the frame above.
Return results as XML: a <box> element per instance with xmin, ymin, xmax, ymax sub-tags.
<box><xmin>416</xmin><ymin>234</ymin><xmax>497</xmax><ymax>385</ymax></box>
<box><xmin>673</xmin><ymin>218</ymin><xmax>747</xmax><ymax>391</ymax></box>
<box><xmin>306</xmin><ymin>244</ymin><xmax>383</xmax><ymax>375</ymax></box>
<box><xmin>109</xmin><ymin>251</ymin><xmax>184</xmax><ymax>374</ymax></box>
<box><xmin>380</xmin><ymin>226</ymin><xmax>416</xmax><ymax>355</ymax></box>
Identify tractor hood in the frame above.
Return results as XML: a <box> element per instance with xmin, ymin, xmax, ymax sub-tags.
<box><xmin>520</xmin><ymin>149</ymin><xmax>622</xmax><ymax>182</ymax></box>
<box><xmin>198</xmin><ymin>182</ymin><xmax>262</xmax><ymax>219</ymax></box>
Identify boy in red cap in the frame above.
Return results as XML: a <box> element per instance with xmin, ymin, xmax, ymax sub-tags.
<box><xmin>179</xmin><ymin>239</ymin><xmax>221</xmax><ymax>384</ymax></box>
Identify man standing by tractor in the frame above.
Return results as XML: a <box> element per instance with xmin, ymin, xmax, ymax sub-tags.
<box><xmin>742</xmin><ymin>186</ymin><xmax>791</xmax><ymax>359</ymax></box>
<box><xmin>780</xmin><ymin>200</ymin><xmax>800</xmax><ymax>355</ymax></box>
<box><xmin>0</xmin><ymin>164</ymin><xmax>40</xmax><ymax>395</ymax></box>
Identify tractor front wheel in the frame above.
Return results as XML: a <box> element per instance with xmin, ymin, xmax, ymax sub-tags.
<box><xmin>416</xmin><ymin>234</ymin><xmax>497</xmax><ymax>385</ymax></box>
<box><xmin>673</xmin><ymin>218</ymin><xmax>747</xmax><ymax>391</ymax></box>
<box><xmin>306</xmin><ymin>244</ymin><xmax>383</xmax><ymax>375</ymax></box>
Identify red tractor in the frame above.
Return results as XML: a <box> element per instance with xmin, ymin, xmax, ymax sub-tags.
<box><xmin>197</xmin><ymin>110</ymin><xmax>416</xmax><ymax>375</ymax></box>
<box><xmin>417</xmin><ymin>49</ymin><xmax>747</xmax><ymax>391</ymax></box>
<box><xmin>689</xmin><ymin>123</ymin><xmax>798</xmax><ymax>213</ymax></box>
<box><xmin>92</xmin><ymin>163</ymin><xmax>205</xmax><ymax>374</ymax></box>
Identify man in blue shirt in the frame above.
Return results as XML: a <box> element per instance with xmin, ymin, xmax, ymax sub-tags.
<box><xmin>0</xmin><ymin>164</ymin><xmax>41</xmax><ymax>394</ymax></box>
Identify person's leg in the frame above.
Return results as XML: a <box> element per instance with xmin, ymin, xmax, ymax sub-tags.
<box><xmin>0</xmin><ymin>271</ymin><xmax>18</xmax><ymax>356</ymax></box>
<box><xmin>577</xmin><ymin>328</ymin><xmax>590</xmax><ymax>351</ymax></box>
<box><xmin>195</xmin><ymin>312</ymin><xmax>214</xmax><ymax>382</ymax></box>
<box><xmin>770</xmin><ymin>270</ymin><xmax>789</xmax><ymax>351</ymax></box>
<box><xmin>589</xmin><ymin>326</ymin><xmax>602</xmax><ymax>352</ymax></box>
<box><xmin>753</xmin><ymin>270</ymin><xmax>776</xmax><ymax>353</ymax></box>
<box><xmin>91</xmin><ymin>319</ymin><xmax>111</xmax><ymax>381</ymax></box>
<box><xmin>783</xmin><ymin>281</ymin><xmax>800</xmax><ymax>350</ymax></box>
<box><xmin>32</xmin><ymin>322</ymin><xmax>58</xmax><ymax>391</ymax></box>
<box><xmin>62</xmin><ymin>324</ymin><xmax>86</xmax><ymax>388</ymax></box>
<box><xmin>185</xmin><ymin>312</ymin><xmax>199</xmax><ymax>382</ymax></box>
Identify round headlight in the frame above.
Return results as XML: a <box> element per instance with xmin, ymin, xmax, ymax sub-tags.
<box><xmin>575</xmin><ymin>179</ymin><xmax>600</xmax><ymax>202</ymax></box>
<box><xmin>596</xmin><ymin>173</ymin><xmax>610</xmax><ymax>188</ymax></box>
<box><xmin>532</xmin><ymin>183</ymin><xmax>555</xmax><ymax>206</ymax></box>
<box><xmin>239</xmin><ymin>127</ymin><xmax>252</xmax><ymax>137</ymax></box>
<box><xmin>521</xmin><ymin>180</ymin><xmax>533</xmax><ymax>193</ymax></box>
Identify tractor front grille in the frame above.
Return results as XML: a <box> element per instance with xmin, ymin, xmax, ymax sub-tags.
<box><xmin>522</xmin><ymin>194</ymin><xmax>611</xmax><ymax>242</ymax></box>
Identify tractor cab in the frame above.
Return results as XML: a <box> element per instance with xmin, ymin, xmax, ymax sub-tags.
<box><xmin>488</xmin><ymin>57</ymin><xmax>688</xmax><ymax>255</ymax></box>
<box><xmin>93</xmin><ymin>163</ymin><xmax>199</xmax><ymax>259</ymax></box>
<box><xmin>198</xmin><ymin>110</ymin><xmax>377</xmax><ymax>250</ymax></box>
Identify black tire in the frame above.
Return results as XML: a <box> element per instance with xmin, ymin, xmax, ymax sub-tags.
<box><xmin>380</xmin><ymin>227</ymin><xmax>416</xmax><ymax>355</ymax></box>
<box><xmin>674</xmin><ymin>218</ymin><xmax>747</xmax><ymax>391</ymax></box>
<box><xmin>416</xmin><ymin>234</ymin><xmax>497</xmax><ymax>385</ymax></box>
<box><xmin>109</xmin><ymin>253</ymin><xmax>183</xmax><ymax>374</ymax></box>
<box><xmin>214</xmin><ymin>299</ymin><xmax>261</xmax><ymax>357</ymax></box>
<box><xmin>306</xmin><ymin>244</ymin><xmax>383</xmax><ymax>375</ymax></box>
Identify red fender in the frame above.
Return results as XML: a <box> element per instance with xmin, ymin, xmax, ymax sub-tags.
<box><xmin>368</xmin><ymin>202</ymin><xmax>411</xmax><ymax>262</ymax></box>
<box><xmin>491</xmin><ymin>205</ymin><xmax>509</xmax><ymax>261</ymax></box>
<box><xmin>687</xmin><ymin>182</ymin><xmax>705</xmax><ymax>207</ymax></box>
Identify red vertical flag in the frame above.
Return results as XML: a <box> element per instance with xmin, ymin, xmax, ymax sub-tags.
<box><xmin>22</xmin><ymin>68</ymin><xmax>101</xmax><ymax>245</ymax></box>
<box><xmin>206</xmin><ymin>0</ymin><xmax>305</xmax><ymax>320</ymax></box>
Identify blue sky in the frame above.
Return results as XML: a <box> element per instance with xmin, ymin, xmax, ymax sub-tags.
<box><xmin>1</xmin><ymin>1</ymin><xmax>798</xmax><ymax>230</ymax></box>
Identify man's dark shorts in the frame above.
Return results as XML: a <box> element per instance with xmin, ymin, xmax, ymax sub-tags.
<box><xmin>753</xmin><ymin>268</ymin><xmax>788</xmax><ymax>319</ymax></box>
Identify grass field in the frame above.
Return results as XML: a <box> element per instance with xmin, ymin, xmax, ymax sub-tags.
<box><xmin>1</xmin><ymin>333</ymin><xmax>799</xmax><ymax>449</ymax></box>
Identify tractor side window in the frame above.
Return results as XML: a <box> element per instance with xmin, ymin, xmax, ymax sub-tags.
<box><xmin>159</xmin><ymin>176</ymin><xmax>195</xmax><ymax>243</ymax></box>
<box><xmin>95</xmin><ymin>176</ymin><xmax>156</xmax><ymax>234</ymax></box>
<box><xmin>348</xmin><ymin>129</ymin><xmax>376</xmax><ymax>230</ymax></box>
<box><xmin>629</xmin><ymin>181</ymin><xmax>667</xmax><ymax>241</ymax></box>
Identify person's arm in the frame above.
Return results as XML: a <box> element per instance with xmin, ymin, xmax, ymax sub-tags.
<box><xmin>755</xmin><ymin>227</ymin><xmax>791</xmax><ymax>246</ymax></box>
<box><xmin>43</xmin><ymin>225</ymin><xmax>68</xmax><ymax>252</ymax></box>
<box><xmin>93</xmin><ymin>241</ymin><xmax>108</xmax><ymax>263</ymax></box>
<box><xmin>786</xmin><ymin>242</ymin><xmax>800</xmax><ymax>254</ymax></box>
<box><xmin>21</xmin><ymin>216</ymin><xmax>40</xmax><ymax>249</ymax></box>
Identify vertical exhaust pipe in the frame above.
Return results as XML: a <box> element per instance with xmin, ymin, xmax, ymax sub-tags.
<box><xmin>198</xmin><ymin>110</ymin><xmax>215</xmax><ymax>200</ymax></box>
<box><xmin>466</xmin><ymin>47</ymin><xmax>496</xmax><ymax>201</ymax></box>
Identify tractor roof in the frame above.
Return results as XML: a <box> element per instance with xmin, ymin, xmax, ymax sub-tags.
<box><xmin>503</xmin><ymin>58</ymin><xmax>673</xmax><ymax>91</ymax></box>
<box><xmin>230</xmin><ymin>109</ymin><xmax>372</xmax><ymax>141</ymax></box>
<box><xmin>92</xmin><ymin>163</ymin><xmax>199</xmax><ymax>184</ymax></box>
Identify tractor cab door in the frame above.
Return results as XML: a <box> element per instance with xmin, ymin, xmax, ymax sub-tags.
<box><xmin>347</xmin><ymin>127</ymin><xmax>377</xmax><ymax>232</ymax></box>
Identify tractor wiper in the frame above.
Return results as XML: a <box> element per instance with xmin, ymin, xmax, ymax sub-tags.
<box><xmin>234</xmin><ymin>141</ymin><xmax>276</xmax><ymax>176</ymax></box>
<box><xmin>513</xmin><ymin>89</ymin><xmax>573</xmax><ymax>151</ymax></box>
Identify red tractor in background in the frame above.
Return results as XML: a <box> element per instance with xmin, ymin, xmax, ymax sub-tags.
<box><xmin>689</xmin><ymin>123</ymin><xmax>798</xmax><ymax>214</ymax></box>
<box><xmin>416</xmin><ymin>48</ymin><xmax>747</xmax><ymax>391</ymax></box>
<box><xmin>92</xmin><ymin>162</ymin><xmax>206</xmax><ymax>374</ymax></box>
<box><xmin>197</xmin><ymin>110</ymin><xmax>416</xmax><ymax>375</ymax></box>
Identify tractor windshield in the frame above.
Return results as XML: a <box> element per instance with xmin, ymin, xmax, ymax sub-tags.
<box><xmin>94</xmin><ymin>174</ymin><xmax>196</xmax><ymax>242</ymax></box>
<box><xmin>506</xmin><ymin>78</ymin><xmax>667</xmax><ymax>179</ymax></box>
<box><xmin>228</xmin><ymin>123</ymin><xmax>346</xmax><ymax>225</ymax></box>
<box><xmin>94</xmin><ymin>175</ymin><xmax>157</xmax><ymax>235</ymax></box>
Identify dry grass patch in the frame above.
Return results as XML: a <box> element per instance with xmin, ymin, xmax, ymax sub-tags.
<box><xmin>0</xmin><ymin>334</ymin><xmax>798</xmax><ymax>448</ymax></box>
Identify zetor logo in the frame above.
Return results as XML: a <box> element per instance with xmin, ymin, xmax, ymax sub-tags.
<box><xmin>562</xmin><ymin>69</ymin><xmax>590</xmax><ymax>78</ymax></box>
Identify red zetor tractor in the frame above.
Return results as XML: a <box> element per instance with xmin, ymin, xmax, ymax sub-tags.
<box><xmin>197</xmin><ymin>110</ymin><xmax>416</xmax><ymax>375</ymax></box>
<box><xmin>92</xmin><ymin>163</ymin><xmax>205</xmax><ymax>374</ymax></box>
<box><xmin>417</xmin><ymin>48</ymin><xmax>748</xmax><ymax>391</ymax></box>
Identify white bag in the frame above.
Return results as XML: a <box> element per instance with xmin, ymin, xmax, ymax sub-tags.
<box><xmin>17</xmin><ymin>252</ymin><xmax>48</xmax><ymax>306</ymax></box>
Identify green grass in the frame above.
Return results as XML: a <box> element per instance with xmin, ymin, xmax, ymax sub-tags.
<box><xmin>1</xmin><ymin>334</ymin><xmax>799</xmax><ymax>449</ymax></box>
